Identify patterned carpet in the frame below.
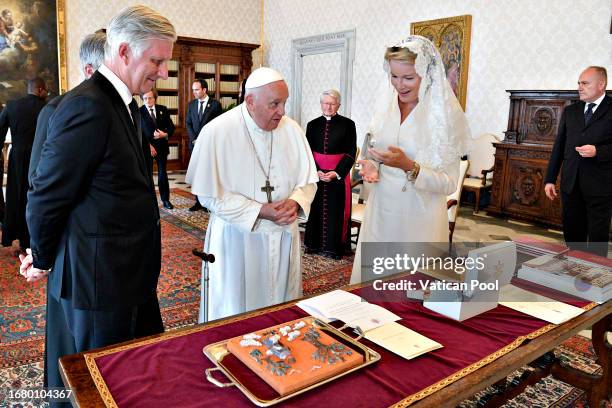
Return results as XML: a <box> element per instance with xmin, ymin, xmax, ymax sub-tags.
<box><xmin>0</xmin><ymin>189</ymin><xmax>353</xmax><ymax>406</ymax></box>
<box><xmin>458</xmin><ymin>335</ymin><xmax>605</xmax><ymax>408</ymax></box>
<box><xmin>0</xmin><ymin>188</ymin><xmax>604</xmax><ymax>407</ymax></box>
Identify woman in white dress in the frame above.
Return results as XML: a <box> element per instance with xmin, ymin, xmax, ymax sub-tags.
<box><xmin>350</xmin><ymin>36</ymin><xmax>471</xmax><ymax>284</ymax></box>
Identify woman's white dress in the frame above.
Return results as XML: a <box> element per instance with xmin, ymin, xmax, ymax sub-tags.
<box><xmin>350</xmin><ymin>100</ymin><xmax>459</xmax><ymax>284</ymax></box>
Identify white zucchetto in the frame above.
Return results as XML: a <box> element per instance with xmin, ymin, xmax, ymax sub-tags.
<box><xmin>245</xmin><ymin>67</ymin><xmax>285</xmax><ymax>89</ymax></box>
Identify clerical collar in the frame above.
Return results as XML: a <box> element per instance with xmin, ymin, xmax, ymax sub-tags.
<box><xmin>324</xmin><ymin>114</ymin><xmax>337</xmax><ymax>121</ymax></box>
<box><xmin>98</xmin><ymin>64</ymin><xmax>132</xmax><ymax>107</ymax></box>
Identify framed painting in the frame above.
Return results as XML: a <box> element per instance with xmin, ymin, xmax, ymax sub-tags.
<box><xmin>411</xmin><ymin>15</ymin><xmax>472</xmax><ymax>110</ymax></box>
<box><xmin>0</xmin><ymin>0</ymin><xmax>66</xmax><ymax>106</ymax></box>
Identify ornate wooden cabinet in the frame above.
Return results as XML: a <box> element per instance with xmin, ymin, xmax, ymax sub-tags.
<box><xmin>488</xmin><ymin>90</ymin><xmax>579</xmax><ymax>228</ymax></box>
<box><xmin>153</xmin><ymin>36</ymin><xmax>258</xmax><ymax>170</ymax></box>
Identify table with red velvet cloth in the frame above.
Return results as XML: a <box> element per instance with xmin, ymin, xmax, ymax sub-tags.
<box><xmin>67</xmin><ymin>273</ymin><xmax>603</xmax><ymax>408</ymax></box>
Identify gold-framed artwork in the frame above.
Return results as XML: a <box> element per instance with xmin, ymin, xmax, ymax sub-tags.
<box><xmin>411</xmin><ymin>15</ymin><xmax>472</xmax><ymax>110</ymax></box>
<box><xmin>0</xmin><ymin>0</ymin><xmax>67</xmax><ymax>105</ymax></box>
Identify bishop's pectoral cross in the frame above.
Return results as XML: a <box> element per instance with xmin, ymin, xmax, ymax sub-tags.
<box><xmin>261</xmin><ymin>179</ymin><xmax>275</xmax><ymax>203</ymax></box>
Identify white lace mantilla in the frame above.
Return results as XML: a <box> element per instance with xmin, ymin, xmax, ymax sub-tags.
<box><xmin>370</xmin><ymin>35</ymin><xmax>472</xmax><ymax>171</ymax></box>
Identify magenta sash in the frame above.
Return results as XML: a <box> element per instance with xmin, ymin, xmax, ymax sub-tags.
<box><xmin>313</xmin><ymin>152</ymin><xmax>351</xmax><ymax>242</ymax></box>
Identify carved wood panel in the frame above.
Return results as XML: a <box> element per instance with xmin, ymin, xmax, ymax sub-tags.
<box><xmin>503</xmin><ymin>159</ymin><xmax>546</xmax><ymax>216</ymax></box>
<box><xmin>522</xmin><ymin>100</ymin><xmax>567</xmax><ymax>144</ymax></box>
<box><xmin>487</xmin><ymin>90</ymin><xmax>583</xmax><ymax>228</ymax></box>
<box><xmin>489</xmin><ymin>154</ymin><xmax>506</xmax><ymax>210</ymax></box>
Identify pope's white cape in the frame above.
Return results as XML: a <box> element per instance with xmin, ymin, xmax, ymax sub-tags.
<box><xmin>186</xmin><ymin>104</ymin><xmax>318</xmax><ymax>321</ymax></box>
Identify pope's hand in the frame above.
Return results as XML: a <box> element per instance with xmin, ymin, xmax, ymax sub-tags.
<box><xmin>259</xmin><ymin>199</ymin><xmax>298</xmax><ymax>225</ymax></box>
<box><xmin>358</xmin><ymin>159</ymin><xmax>379</xmax><ymax>183</ymax></box>
<box><xmin>19</xmin><ymin>248</ymin><xmax>48</xmax><ymax>282</ymax></box>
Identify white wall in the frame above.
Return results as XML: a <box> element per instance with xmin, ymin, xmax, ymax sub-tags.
<box><xmin>64</xmin><ymin>0</ymin><xmax>262</xmax><ymax>88</ymax></box>
<box><xmin>263</xmin><ymin>0</ymin><xmax>612</xmax><ymax>144</ymax></box>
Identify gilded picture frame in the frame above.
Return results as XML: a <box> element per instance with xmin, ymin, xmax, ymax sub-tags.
<box><xmin>411</xmin><ymin>15</ymin><xmax>472</xmax><ymax>110</ymax></box>
<box><xmin>0</xmin><ymin>0</ymin><xmax>67</xmax><ymax>105</ymax></box>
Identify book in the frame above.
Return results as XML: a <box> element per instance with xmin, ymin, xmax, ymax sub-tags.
<box><xmin>517</xmin><ymin>254</ymin><xmax>612</xmax><ymax>303</ymax></box>
<box><xmin>226</xmin><ymin>319</ymin><xmax>363</xmax><ymax>396</ymax></box>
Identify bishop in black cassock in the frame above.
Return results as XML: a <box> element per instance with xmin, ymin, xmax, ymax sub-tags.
<box><xmin>304</xmin><ymin>91</ymin><xmax>356</xmax><ymax>259</ymax></box>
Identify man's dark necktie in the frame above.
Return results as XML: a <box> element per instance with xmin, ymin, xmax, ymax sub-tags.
<box><xmin>128</xmin><ymin>98</ymin><xmax>148</xmax><ymax>180</ymax></box>
<box><xmin>149</xmin><ymin>108</ymin><xmax>156</xmax><ymax>121</ymax></box>
<box><xmin>584</xmin><ymin>102</ymin><xmax>596</xmax><ymax>125</ymax></box>
<box><xmin>198</xmin><ymin>101</ymin><xmax>205</xmax><ymax>121</ymax></box>
<box><xmin>128</xmin><ymin>98</ymin><xmax>142</xmax><ymax>144</ymax></box>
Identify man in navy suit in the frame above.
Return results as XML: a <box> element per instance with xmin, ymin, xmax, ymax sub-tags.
<box><xmin>20</xmin><ymin>6</ymin><xmax>176</xmax><ymax>403</ymax></box>
<box><xmin>545</xmin><ymin>66</ymin><xmax>612</xmax><ymax>257</ymax></box>
<box><xmin>141</xmin><ymin>88</ymin><xmax>175</xmax><ymax>209</ymax></box>
<box><xmin>185</xmin><ymin>78</ymin><xmax>222</xmax><ymax>211</ymax></box>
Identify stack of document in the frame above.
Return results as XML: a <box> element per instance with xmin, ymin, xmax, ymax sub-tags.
<box><xmin>297</xmin><ymin>290</ymin><xmax>400</xmax><ymax>331</ymax></box>
<box><xmin>297</xmin><ymin>290</ymin><xmax>442</xmax><ymax>360</ymax></box>
<box><xmin>518</xmin><ymin>254</ymin><xmax>611</xmax><ymax>303</ymax></box>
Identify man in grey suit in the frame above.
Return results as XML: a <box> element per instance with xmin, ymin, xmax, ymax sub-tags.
<box><xmin>185</xmin><ymin>78</ymin><xmax>222</xmax><ymax>211</ymax></box>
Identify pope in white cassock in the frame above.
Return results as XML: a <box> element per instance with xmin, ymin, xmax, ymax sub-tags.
<box><xmin>186</xmin><ymin>67</ymin><xmax>318</xmax><ymax>322</ymax></box>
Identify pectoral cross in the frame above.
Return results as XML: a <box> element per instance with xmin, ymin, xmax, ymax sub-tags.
<box><xmin>261</xmin><ymin>179</ymin><xmax>275</xmax><ymax>203</ymax></box>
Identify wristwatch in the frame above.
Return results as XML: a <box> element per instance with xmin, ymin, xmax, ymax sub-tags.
<box><xmin>406</xmin><ymin>161</ymin><xmax>421</xmax><ymax>182</ymax></box>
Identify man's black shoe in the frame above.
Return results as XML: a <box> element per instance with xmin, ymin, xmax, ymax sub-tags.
<box><xmin>189</xmin><ymin>202</ymin><xmax>204</xmax><ymax>212</ymax></box>
<box><xmin>162</xmin><ymin>201</ymin><xmax>174</xmax><ymax>210</ymax></box>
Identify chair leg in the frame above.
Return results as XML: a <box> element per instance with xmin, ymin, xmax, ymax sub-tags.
<box><xmin>474</xmin><ymin>189</ymin><xmax>481</xmax><ymax>213</ymax></box>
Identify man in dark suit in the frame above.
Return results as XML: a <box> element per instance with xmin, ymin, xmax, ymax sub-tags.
<box><xmin>545</xmin><ymin>66</ymin><xmax>612</xmax><ymax>257</ymax></box>
<box><xmin>141</xmin><ymin>88</ymin><xmax>175</xmax><ymax>209</ymax></box>
<box><xmin>24</xmin><ymin>31</ymin><xmax>105</xmax><ymax>391</ymax></box>
<box><xmin>20</xmin><ymin>6</ymin><xmax>176</xmax><ymax>403</ymax></box>
<box><xmin>185</xmin><ymin>78</ymin><xmax>222</xmax><ymax>211</ymax></box>
<box><xmin>0</xmin><ymin>77</ymin><xmax>47</xmax><ymax>253</ymax></box>
<box><xmin>29</xmin><ymin>31</ymin><xmax>106</xmax><ymax>185</ymax></box>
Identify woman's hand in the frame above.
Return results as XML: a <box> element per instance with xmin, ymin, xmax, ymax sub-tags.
<box><xmin>358</xmin><ymin>159</ymin><xmax>379</xmax><ymax>183</ymax></box>
<box><xmin>369</xmin><ymin>146</ymin><xmax>413</xmax><ymax>171</ymax></box>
